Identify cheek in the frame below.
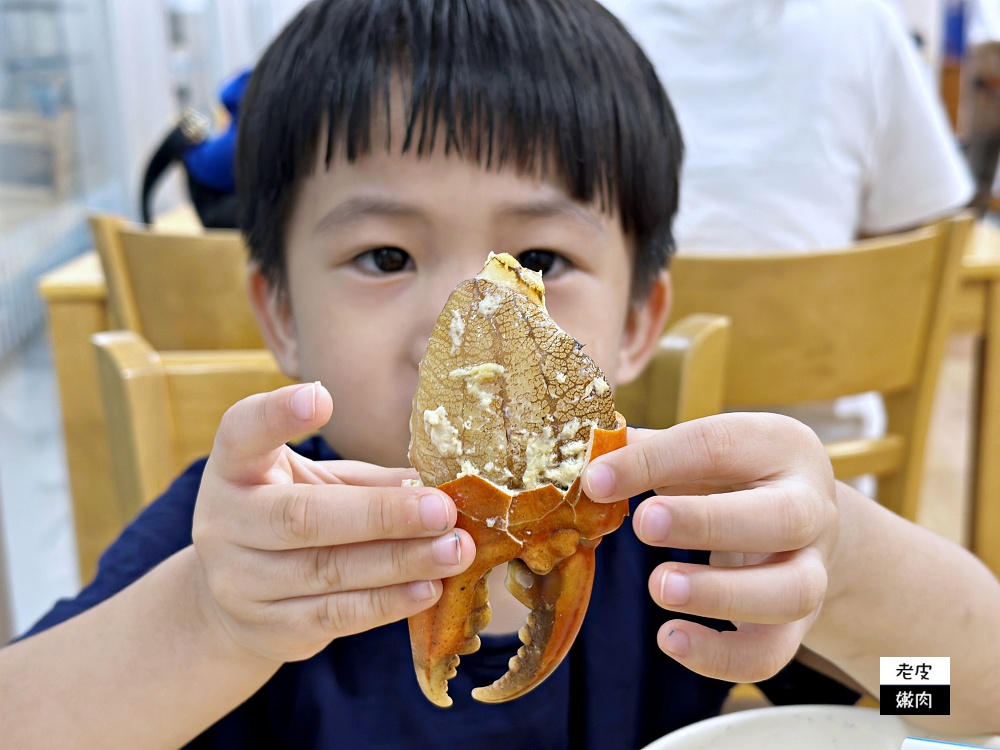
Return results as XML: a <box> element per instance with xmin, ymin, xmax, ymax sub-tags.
<box><xmin>548</xmin><ymin>296</ymin><xmax>630</xmax><ymax>382</ymax></box>
<box><xmin>584</xmin><ymin>321</ymin><xmax>627</xmax><ymax>386</ymax></box>
<box><xmin>296</xmin><ymin>311</ymin><xmax>400</xmax><ymax>392</ymax></box>
<box><xmin>290</xmin><ymin>303</ymin><xmax>419</xmax><ymax>464</ymax></box>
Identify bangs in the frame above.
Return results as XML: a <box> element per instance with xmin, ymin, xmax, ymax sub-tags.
<box><xmin>322</xmin><ymin>1</ymin><xmax>646</xmax><ymax>217</ymax></box>
<box><xmin>238</xmin><ymin>0</ymin><xmax>682</xmax><ymax>298</ymax></box>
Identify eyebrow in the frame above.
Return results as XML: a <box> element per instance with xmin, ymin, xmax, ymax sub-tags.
<box><xmin>314</xmin><ymin>197</ymin><xmax>424</xmax><ymax>235</ymax></box>
<box><xmin>497</xmin><ymin>198</ymin><xmax>606</xmax><ymax>236</ymax></box>
<box><xmin>313</xmin><ymin>195</ymin><xmax>607</xmax><ymax>236</ymax></box>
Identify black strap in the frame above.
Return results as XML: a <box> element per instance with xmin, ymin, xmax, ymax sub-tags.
<box><xmin>139</xmin><ymin>110</ymin><xmax>210</xmax><ymax>225</ymax></box>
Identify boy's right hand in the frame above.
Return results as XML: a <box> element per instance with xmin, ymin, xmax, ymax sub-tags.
<box><xmin>191</xmin><ymin>382</ymin><xmax>476</xmax><ymax>664</ymax></box>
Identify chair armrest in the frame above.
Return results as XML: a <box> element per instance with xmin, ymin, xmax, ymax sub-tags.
<box><xmin>157</xmin><ymin>350</ymin><xmax>295</xmax><ymax>470</ymax></box>
<box><xmin>616</xmin><ymin>313</ymin><xmax>731</xmax><ymax>429</ymax></box>
<box><xmin>92</xmin><ymin>330</ymin><xmax>176</xmax><ymax>517</ymax></box>
<box><xmin>93</xmin><ymin>332</ymin><xmax>296</xmax><ymax>520</ymax></box>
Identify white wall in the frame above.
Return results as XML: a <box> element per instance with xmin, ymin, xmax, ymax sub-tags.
<box><xmin>268</xmin><ymin>0</ymin><xmax>311</xmax><ymax>31</ymax></box>
<box><xmin>104</xmin><ymin>0</ymin><xmax>178</xmax><ymax>213</ymax></box>
<box><xmin>198</xmin><ymin>0</ymin><xmax>310</xmax><ymax>98</ymax></box>
<box><xmin>206</xmin><ymin>0</ymin><xmax>260</xmax><ymax>84</ymax></box>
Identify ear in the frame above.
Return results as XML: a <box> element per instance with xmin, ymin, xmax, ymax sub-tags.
<box><xmin>247</xmin><ymin>265</ymin><xmax>302</xmax><ymax>380</ymax></box>
<box><xmin>614</xmin><ymin>269</ymin><xmax>672</xmax><ymax>387</ymax></box>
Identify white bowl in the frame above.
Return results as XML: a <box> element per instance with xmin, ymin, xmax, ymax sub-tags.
<box><xmin>642</xmin><ymin>704</ymin><xmax>1000</xmax><ymax>750</ymax></box>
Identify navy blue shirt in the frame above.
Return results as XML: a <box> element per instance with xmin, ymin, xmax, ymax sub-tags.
<box><xmin>24</xmin><ymin>437</ymin><xmax>856</xmax><ymax>749</ymax></box>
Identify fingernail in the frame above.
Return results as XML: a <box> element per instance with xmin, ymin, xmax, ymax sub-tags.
<box><xmin>583</xmin><ymin>462</ymin><xmax>615</xmax><ymax>499</ymax></box>
<box><xmin>639</xmin><ymin>504</ymin><xmax>670</xmax><ymax>543</ymax></box>
<box><xmin>409</xmin><ymin>580</ymin><xmax>438</xmax><ymax>601</ymax></box>
<box><xmin>661</xmin><ymin>627</ymin><xmax>690</xmax><ymax>657</ymax></box>
<box><xmin>659</xmin><ymin>571</ymin><xmax>690</xmax><ymax>606</ymax></box>
<box><xmin>419</xmin><ymin>493</ymin><xmax>450</xmax><ymax>532</ymax></box>
<box><xmin>432</xmin><ymin>532</ymin><xmax>462</xmax><ymax>565</ymax></box>
<box><xmin>290</xmin><ymin>382</ymin><xmax>316</xmax><ymax>421</ymax></box>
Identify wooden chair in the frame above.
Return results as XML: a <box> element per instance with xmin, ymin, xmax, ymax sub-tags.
<box><xmin>88</xmin><ymin>214</ymin><xmax>264</xmax><ymax>351</ymax></box>
<box><xmin>92</xmin><ymin>331</ymin><xmax>295</xmax><ymax>518</ymax></box>
<box><xmin>666</xmin><ymin>214</ymin><xmax>973</xmax><ymax>522</ymax></box>
<box><xmin>615</xmin><ymin>313</ymin><xmax>731</xmax><ymax>428</ymax></box>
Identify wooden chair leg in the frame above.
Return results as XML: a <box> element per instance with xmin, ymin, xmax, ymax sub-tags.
<box><xmin>970</xmin><ymin>283</ymin><xmax>1000</xmax><ymax>579</ymax></box>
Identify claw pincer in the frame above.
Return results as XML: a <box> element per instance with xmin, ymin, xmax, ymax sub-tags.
<box><xmin>407</xmin><ymin>253</ymin><xmax>629</xmax><ymax>706</ymax></box>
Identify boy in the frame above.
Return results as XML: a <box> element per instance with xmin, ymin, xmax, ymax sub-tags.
<box><xmin>2</xmin><ymin>1</ymin><xmax>999</xmax><ymax>747</ymax></box>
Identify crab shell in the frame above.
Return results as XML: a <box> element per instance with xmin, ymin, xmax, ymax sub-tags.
<box><xmin>407</xmin><ymin>412</ymin><xmax>628</xmax><ymax>707</ymax></box>
<box><xmin>407</xmin><ymin>252</ymin><xmax>629</xmax><ymax>707</ymax></box>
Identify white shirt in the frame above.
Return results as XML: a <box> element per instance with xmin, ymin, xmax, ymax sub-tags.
<box><xmin>969</xmin><ymin>0</ymin><xmax>1000</xmax><ymax>45</ymax></box>
<box><xmin>600</xmin><ymin>0</ymin><xmax>972</xmax><ymax>254</ymax></box>
<box><xmin>600</xmin><ymin>0</ymin><xmax>973</xmax><ymax>485</ymax></box>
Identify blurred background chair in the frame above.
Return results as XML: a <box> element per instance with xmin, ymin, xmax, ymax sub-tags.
<box><xmin>615</xmin><ymin>313</ymin><xmax>730</xmax><ymax>429</ymax></box>
<box><xmin>92</xmin><ymin>331</ymin><xmax>293</xmax><ymax>520</ymax></box>
<box><xmin>42</xmin><ymin>215</ymin><xmax>279</xmax><ymax>577</ymax></box>
<box><xmin>88</xmin><ymin>213</ymin><xmax>264</xmax><ymax>351</ymax></box>
<box><xmin>86</xmin><ymin>212</ymin><xmax>284</xmax><ymax>521</ymax></box>
<box><xmin>666</xmin><ymin>215</ymin><xmax>973</xmax><ymax>523</ymax></box>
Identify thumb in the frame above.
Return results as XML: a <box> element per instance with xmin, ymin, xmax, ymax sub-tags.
<box><xmin>210</xmin><ymin>381</ymin><xmax>333</xmax><ymax>484</ymax></box>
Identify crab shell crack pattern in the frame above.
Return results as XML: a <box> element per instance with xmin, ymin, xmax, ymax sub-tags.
<box><xmin>408</xmin><ymin>266</ymin><xmax>618</xmax><ymax>492</ymax></box>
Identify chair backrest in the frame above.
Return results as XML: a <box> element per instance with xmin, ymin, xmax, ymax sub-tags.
<box><xmin>666</xmin><ymin>213</ymin><xmax>973</xmax><ymax>521</ymax></box>
<box><xmin>92</xmin><ymin>330</ymin><xmax>295</xmax><ymax>519</ymax></box>
<box><xmin>615</xmin><ymin>313</ymin><xmax>731</xmax><ymax>429</ymax></box>
<box><xmin>88</xmin><ymin>214</ymin><xmax>264</xmax><ymax>351</ymax></box>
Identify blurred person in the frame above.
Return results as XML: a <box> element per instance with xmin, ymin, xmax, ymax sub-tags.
<box><xmin>601</xmin><ymin>0</ymin><xmax>974</xmax><ymax>491</ymax></box>
<box><xmin>140</xmin><ymin>68</ymin><xmax>252</xmax><ymax>229</ymax></box>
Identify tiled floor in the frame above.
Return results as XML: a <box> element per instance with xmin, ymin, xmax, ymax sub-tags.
<box><xmin>0</xmin><ymin>328</ymin><xmax>79</xmax><ymax>637</ymax></box>
<box><xmin>0</xmin><ymin>318</ymin><xmax>980</xmax><ymax>640</ymax></box>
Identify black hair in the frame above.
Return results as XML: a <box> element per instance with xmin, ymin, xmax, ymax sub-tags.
<box><xmin>237</xmin><ymin>0</ymin><xmax>683</xmax><ymax>301</ymax></box>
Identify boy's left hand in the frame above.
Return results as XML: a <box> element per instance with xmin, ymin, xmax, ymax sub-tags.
<box><xmin>581</xmin><ymin>412</ymin><xmax>839</xmax><ymax>684</ymax></box>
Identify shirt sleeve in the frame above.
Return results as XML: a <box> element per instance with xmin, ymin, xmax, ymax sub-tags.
<box><xmin>16</xmin><ymin>459</ymin><xmax>207</xmax><ymax>641</ymax></box>
<box><xmin>859</xmin><ymin>3</ymin><xmax>973</xmax><ymax>235</ymax></box>
<box><xmin>756</xmin><ymin>658</ymin><xmax>861</xmax><ymax>707</ymax></box>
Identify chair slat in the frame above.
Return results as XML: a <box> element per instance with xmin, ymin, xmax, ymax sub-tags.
<box><xmin>667</xmin><ymin>213</ymin><xmax>973</xmax><ymax>521</ymax></box>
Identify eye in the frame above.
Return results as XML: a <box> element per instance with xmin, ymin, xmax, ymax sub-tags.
<box><xmin>516</xmin><ymin>250</ymin><xmax>570</xmax><ymax>279</ymax></box>
<box><xmin>353</xmin><ymin>247</ymin><xmax>413</xmax><ymax>274</ymax></box>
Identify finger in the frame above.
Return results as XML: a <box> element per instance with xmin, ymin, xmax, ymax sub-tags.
<box><xmin>647</xmin><ymin>549</ymin><xmax>827</xmax><ymax>624</ymax></box>
<box><xmin>289</xmin><ymin>454</ymin><xmax>418</xmax><ymax>487</ymax></box>
<box><xmin>656</xmin><ymin>617</ymin><xmax>811</xmax><ymax>684</ymax></box>
<box><xmin>211</xmin><ymin>382</ymin><xmax>334</xmax><ymax>484</ymax></box>
<box><xmin>630</xmin><ymin>480</ymin><xmax>831</xmax><ymax>552</ymax></box>
<box><xmin>229</xmin><ymin>484</ymin><xmax>458</xmax><ymax>550</ymax></box>
<box><xmin>275</xmin><ymin>579</ymin><xmax>446</xmax><ymax>643</ymax></box>
<box><xmin>233</xmin><ymin>530</ymin><xmax>476</xmax><ymax>600</ymax></box>
<box><xmin>582</xmin><ymin>413</ymin><xmax>827</xmax><ymax>502</ymax></box>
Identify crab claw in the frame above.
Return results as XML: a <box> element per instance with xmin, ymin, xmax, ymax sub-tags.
<box><xmin>471</xmin><ymin>546</ymin><xmax>596</xmax><ymax>703</ymax></box>
<box><xmin>407</xmin><ymin>479</ymin><xmax>521</xmax><ymax>708</ymax></box>
<box><xmin>407</xmin><ymin>416</ymin><xmax>627</xmax><ymax>707</ymax></box>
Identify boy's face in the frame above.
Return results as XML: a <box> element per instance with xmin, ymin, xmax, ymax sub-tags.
<box><xmin>250</xmin><ymin>146</ymin><xmax>670</xmax><ymax>467</ymax></box>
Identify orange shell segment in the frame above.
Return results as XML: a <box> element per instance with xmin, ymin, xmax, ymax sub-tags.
<box><xmin>408</xmin><ymin>413</ymin><xmax>628</xmax><ymax>707</ymax></box>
